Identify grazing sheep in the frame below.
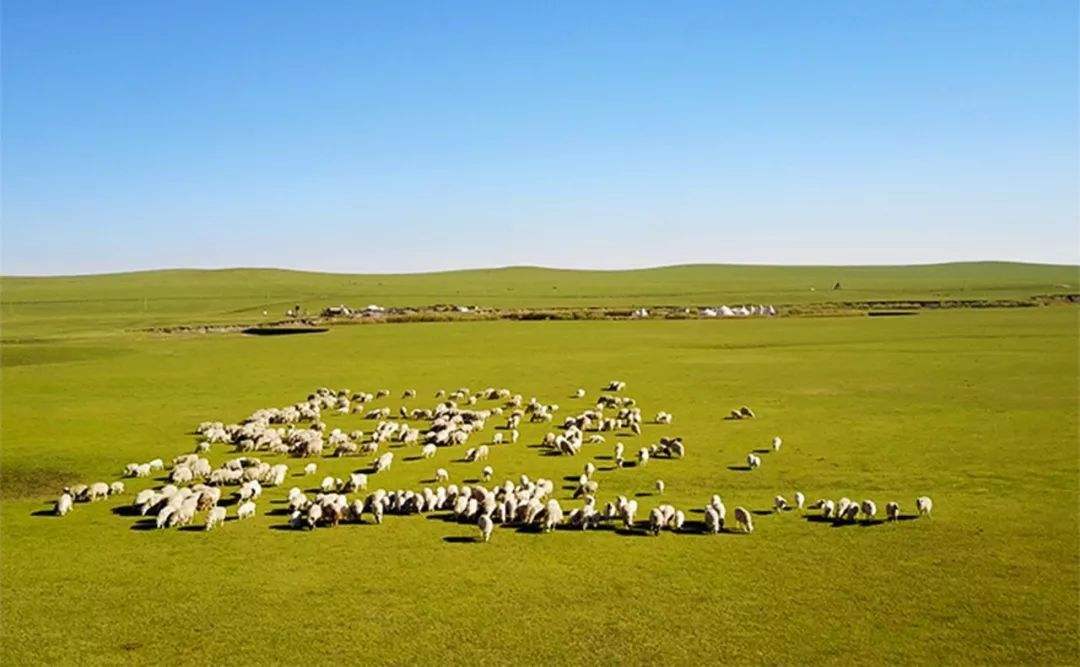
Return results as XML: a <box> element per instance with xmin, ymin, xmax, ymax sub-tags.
<box><xmin>637</xmin><ymin>448</ymin><xmax>650</xmax><ymax>467</ymax></box>
<box><xmin>772</xmin><ymin>436</ymin><xmax>782</xmax><ymax>452</ymax></box>
<box><xmin>421</xmin><ymin>443</ymin><xmax>438</xmax><ymax>459</ymax></box>
<box><xmin>655</xmin><ymin>479</ymin><xmax>665</xmax><ymax>495</ymax></box>
<box><xmin>482</xmin><ymin>466</ymin><xmax>494</xmax><ymax>482</ymax></box>
<box><xmin>671</xmin><ymin>510</ymin><xmax>686</xmax><ymax>531</ymax></box>
<box><xmin>820</xmin><ymin>499</ymin><xmax>836</xmax><ymax>519</ymax></box>
<box><xmin>886</xmin><ymin>501</ymin><xmax>901</xmax><ymax>521</ymax></box>
<box><xmin>648</xmin><ymin>508</ymin><xmax>665</xmax><ymax>536</ymax></box>
<box><xmin>733</xmin><ymin>506</ymin><xmax>754</xmax><ymax>533</ymax></box>
<box><xmin>492</xmin><ymin>432</ymin><xmax>504</xmax><ymax>445</ymax></box>
<box><xmin>840</xmin><ymin>503</ymin><xmax>860</xmax><ymax>522</ymax></box>
<box><xmin>109</xmin><ymin>481</ymin><xmax>125</xmax><ymax>496</ymax></box>
<box><xmin>436</xmin><ymin>468</ymin><xmax>450</xmax><ymax>484</ymax></box>
<box><xmin>774</xmin><ymin>495</ymin><xmax>789</xmax><ymax>512</ymax></box>
<box><xmin>916</xmin><ymin>496</ymin><xmax>933</xmax><ymax>518</ymax></box>
<box><xmin>304</xmin><ymin>463</ymin><xmax>317</xmax><ymax>476</ymax></box>
<box><xmin>86</xmin><ymin>482</ymin><xmax>110</xmax><ymax>501</ymax></box>
<box><xmin>794</xmin><ymin>491</ymin><xmax>805</xmax><ymax>511</ymax></box>
<box><xmin>477</xmin><ymin>514</ymin><xmax>494</xmax><ymax>542</ymax></box>
<box><xmin>206</xmin><ymin>506</ymin><xmax>227</xmax><ymax>531</ymax></box>
<box><xmin>320</xmin><ymin>476</ymin><xmax>337</xmax><ymax>493</ymax></box>
<box><xmin>155</xmin><ymin>506</ymin><xmax>175</xmax><ymax>529</ymax></box>
<box><xmin>55</xmin><ymin>492</ymin><xmax>73</xmax><ymax>517</ymax></box>
<box><xmin>861</xmin><ymin>500</ymin><xmax>878</xmax><ymax>522</ymax></box>
<box><xmin>747</xmin><ymin>453</ymin><xmax>761</xmax><ymax>470</ymax></box>
<box><xmin>704</xmin><ymin>506</ymin><xmax>722</xmax><ymax>533</ymax></box>
<box><xmin>574</xmin><ymin>388</ymin><xmax>585</xmax><ymax>398</ymax></box>
<box><xmin>237</xmin><ymin>500</ymin><xmax>256</xmax><ymax>520</ymax></box>
<box><xmin>584</xmin><ymin>462</ymin><xmax>596</xmax><ymax>479</ymax></box>
<box><xmin>621</xmin><ymin>499</ymin><xmax>639</xmax><ymax>529</ymax></box>
<box><xmin>374</xmin><ymin>452</ymin><xmax>394</xmax><ymax>473</ymax></box>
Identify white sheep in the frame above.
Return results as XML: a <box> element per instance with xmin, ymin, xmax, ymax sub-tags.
<box><xmin>482</xmin><ymin>466</ymin><xmax>494</xmax><ymax>482</ymax></box>
<box><xmin>320</xmin><ymin>476</ymin><xmax>337</xmax><ymax>493</ymax></box>
<box><xmin>436</xmin><ymin>468</ymin><xmax>450</xmax><ymax>484</ymax></box>
<box><xmin>55</xmin><ymin>492</ymin><xmax>73</xmax><ymax>517</ymax></box>
<box><xmin>655</xmin><ymin>479</ymin><xmax>665</xmax><ymax>495</ymax></box>
<box><xmin>637</xmin><ymin>448</ymin><xmax>649</xmax><ymax>467</ymax></box>
<box><xmin>916</xmin><ymin>496</ymin><xmax>933</xmax><ymax>518</ymax></box>
<box><xmin>477</xmin><ymin>514</ymin><xmax>494</xmax><ymax>542</ymax></box>
<box><xmin>670</xmin><ymin>510</ymin><xmax>685</xmax><ymax>531</ymax></box>
<box><xmin>87</xmin><ymin>482</ymin><xmax>110</xmax><ymax>501</ymax></box>
<box><xmin>109</xmin><ymin>481</ymin><xmax>125</xmax><ymax>496</ymax></box>
<box><xmin>747</xmin><ymin>453</ymin><xmax>761</xmax><ymax>470</ymax></box>
<box><xmin>794</xmin><ymin>491</ymin><xmax>805</xmax><ymax>511</ymax></box>
<box><xmin>584</xmin><ymin>462</ymin><xmax>596</xmax><ymax>479</ymax></box>
<box><xmin>304</xmin><ymin>462</ymin><xmax>317</xmax><ymax>476</ymax></box>
<box><xmin>237</xmin><ymin>500</ymin><xmax>256</xmax><ymax>520</ymax></box>
<box><xmin>734</xmin><ymin>506</ymin><xmax>754</xmax><ymax>533</ymax></box>
<box><xmin>704</xmin><ymin>506</ymin><xmax>722</xmax><ymax>533</ymax></box>
<box><xmin>493</xmin><ymin>432</ymin><xmax>504</xmax><ymax>445</ymax></box>
<box><xmin>648</xmin><ymin>508</ymin><xmax>664</xmax><ymax>535</ymax></box>
<box><xmin>774</xmin><ymin>495</ymin><xmax>789</xmax><ymax>512</ymax></box>
<box><xmin>205</xmin><ymin>506</ymin><xmax>227</xmax><ymax>530</ymax></box>
<box><xmin>422</xmin><ymin>443</ymin><xmax>437</xmax><ymax>458</ymax></box>
<box><xmin>772</xmin><ymin>436</ymin><xmax>782</xmax><ymax>452</ymax></box>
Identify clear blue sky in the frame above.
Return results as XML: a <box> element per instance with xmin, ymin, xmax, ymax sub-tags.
<box><xmin>2</xmin><ymin>1</ymin><xmax>1077</xmax><ymax>275</ymax></box>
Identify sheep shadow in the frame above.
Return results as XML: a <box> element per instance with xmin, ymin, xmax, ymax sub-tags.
<box><xmin>462</xmin><ymin>478</ymin><xmax>481</xmax><ymax>484</ymax></box>
<box><xmin>403</xmin><ymin>456</ymin><xmax>424</xmax><ymax>462</ymax></box>
<box><xmin>727</xmin><ymin>465</ymin><xmax>752</xmax><ymax>472</ymax></box>
<box><xmin>442</xmin><ymin>536</ymin><xmax>478</xmax><ymax>544</ymax></box>
<box><xmin>634</xmin><ymin>492</ymin><xmax>653</xmax><ymax>498</ymax></box>
<box><xmin>424</xmin><ymin>513</ymin><xmax>460</xmax><ymax>524</ymax></box>
<box><xmin>752</xmin><ymin>448</ymin><xmax>772</xmax><ymax>454</ymax></box>
<box><xmin>31</xmin><ymin>509</ymin><xmax>58</xmax><ymax>517</ymax></box>
<box><xmin>130</xmin><ymin>519</ymin><xmax>157</xmax><ymax>531</ymax></box>
<box><xmin>601</xmin><ymin>466</ymin><xmax>620</xmax><ymax>472</ymax></box>
<box><xmin>594</xmin><ymin>455</ymin><xmax>613</xmax><ymax>461</ymax></box>
<box><xmin>111</xmin><ymin>505</ymin><xmax>142</xmax><ymax>517</ymax></box>
<box><xmin>614</xmin><ymin>528</ymin><xmax>652</xmax><ymax>538</ymax></box>
<box><xmin>266</xmin><ymin>508</ymin><xmax>291</xmax><ymax>517</ymax></box>
<box><xmin>751</xmin><ymin>510</ymin><xmax>774</xmax><ymax>516</ymax></box>
<box><xmin>178</xmin><ymin>525</ymin><xmax>205</xmax><ymax>533</ymax></box>
<box><xmin>562</xmin><ymin>475</ymin><xmax>580</xmax><ymax>482</ymax></box>
<box><xmin>269</xmin><ymin>524</ymin><xmax>302</xmax><ymax>531</ymax></box>
<box><xmin>859</xmin><ymin>519</ymin><xmax>887</xmax><ymax>527</ymax></box>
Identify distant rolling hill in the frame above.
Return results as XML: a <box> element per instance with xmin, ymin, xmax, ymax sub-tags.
<box><xmin>1</xmin><ymin>262</ymin><xmax>1076</xmax><ymax>337</ymax></box>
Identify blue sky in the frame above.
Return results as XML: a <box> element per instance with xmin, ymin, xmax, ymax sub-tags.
<box><xmin>2</xmin><ymin>1</ymin><xmax>1076</xmax><ymax>275</ymax></box>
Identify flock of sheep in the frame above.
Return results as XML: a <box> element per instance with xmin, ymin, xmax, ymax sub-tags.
<box><xmin>50</xmin><ymin>380</ymin><xmax>934</xmax><ymax>541</ymax></box>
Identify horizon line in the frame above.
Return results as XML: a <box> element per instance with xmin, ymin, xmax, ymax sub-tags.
<box><xmin>2</xmin><ymin>259</ymin><xmax>1077</xmax><ymax>280</ymax></box>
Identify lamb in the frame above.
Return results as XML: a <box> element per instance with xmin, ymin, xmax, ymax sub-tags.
<box><xmin>772</xmin><ymin>436</ymin><xmax>782</xmax><ymax>452</ymax></box>
<box><xmin>886</xmin><ymin>501</ymin><xmax>901</xmax><ymax>521</ymax></box>
<box><xmin>861</xmin><ymin>500</ymin><xmax>877</xmax><ymax>522</ymax></box>
<box><xmin>237</xmin><ymin>500</ymin><xmax>257</xmax><ymax>520</ymax></box>
<box><xmin>655</xmin><ymin>479</ymin><xmax>665</xmax><ymax>495</ymax></box>
<box><xmin>733</xmin><ymin>506</ymin><xmax>754</xmax><ymax>533</ymax></box>
<box><xmin>477</xmin><ymin>514</ymin><xmax>494</xmax><ymax>542</ymax></box>
<box><xmin>916</xmin><ymin>496</ymin><xmax>933</xmax><ymax>518</ymax></box>
<box><xmin>55</xmin><ymin>492</ymin><xmax>73</xmax><ymax>517</ymax></box>
<box><xmin>205</xmin><ymin>506</ymin><xmax>227</xmax><ymax>531</ymax></box>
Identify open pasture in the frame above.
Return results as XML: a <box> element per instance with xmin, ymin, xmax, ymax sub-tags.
<box><xmin>1</xmin><ymin>293</ymin><xmax>1077</xmax><ymax>664</ymax></box>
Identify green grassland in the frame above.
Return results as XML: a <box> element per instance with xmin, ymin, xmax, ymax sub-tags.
<box><xmin>0</xmin><ymin>264</ymin><xmax>1078</xmax><ymax>664</ymax></box>
<box><xmin>2</xmin><ymin>262</ymin><xmax>1076</xmax><ymax>338</ymax></box>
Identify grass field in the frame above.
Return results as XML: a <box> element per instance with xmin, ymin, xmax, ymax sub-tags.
<box><xmin>1</xmin><ymin>264</ymin><xmax>1078</xmax><ymax>664</ymax></box>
